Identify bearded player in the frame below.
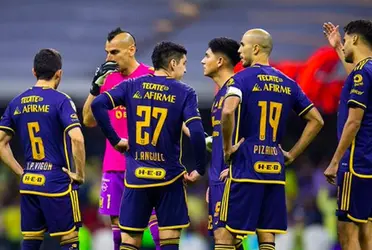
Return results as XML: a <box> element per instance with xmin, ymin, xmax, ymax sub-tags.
<box><xmin>82</xmin><ymin>28</ymin><xmax>160</xmax><ymax>250</ymax></box>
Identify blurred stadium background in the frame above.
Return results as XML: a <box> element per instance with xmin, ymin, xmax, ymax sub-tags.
<box><xmin>0</xmin><ymin>0</ymin><xmax>370</xmax><ymax>249</ymax></box>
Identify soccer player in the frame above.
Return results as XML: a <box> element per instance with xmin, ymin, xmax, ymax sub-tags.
<box><xmin>0</xmin><ymin>49</ymin><xmax>85</xmax><ymax>250</ymax></box>
<box><xmin>81</xmin><ymin>28</ymin><xmax>161</xmax><ymax>250</ymax></box>
<box><xmin>323</xmin><ymin>20</ymin><xmax>372</xmax><ymax>250</ymax></box>
<box><xmin>91</xmin><ymin>41</ymin><xmax>207</xmax><ymax>250</ymax></box>
<box><xmin>200</xmin><ymin>37</ymin><xmax>243</xmax><ymax>250</ymax></box>
<box><xmin>217</xmin><ymin>29</ymin><xmax>324</xmax><ymax>250</ymax></box>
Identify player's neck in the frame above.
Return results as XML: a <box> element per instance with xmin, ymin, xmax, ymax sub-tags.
<box><xmin>154</xmin><ymin>69</ymin><xmax>172</xmax><ymax>78</ymax></box>
<box><xmin>212</xmin><ymin>69</ymin><xmax>234</xmax><ymax>89</ymax></box>
<box><xmin>35</xmin><ymin>80</ymin><xmax>56</xmax><ymax>89</ymax></box>
<box><xmin>353</xmin><ymin>47</ymin><xmax>372</xmax><ymax>66</ymax></box>
<box><xmin>252</xmin><ymin>55</ymin><xmax>270</xmax><ymax>66</ymax></box>
<box><xmin>120</xmin><ymin>59</ymin><xmax>140</xmax><ymax>76</ymax></box>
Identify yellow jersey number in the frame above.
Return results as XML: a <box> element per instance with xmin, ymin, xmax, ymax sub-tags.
<box><xmin>27</xmin><ymin>122</ymin><xmax>45</xmax><ymax>160</ymax></box>
<box><xmin>136</xmin><ymin>106</ymin><xmax>168</xmax><ymax>146</ymax></box>
<box><xmin>258</xmin><ymin>101</ymin><xmax>282</xmax><ymax>142</ymax></box>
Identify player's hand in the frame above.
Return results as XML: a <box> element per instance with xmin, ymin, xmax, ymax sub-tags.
<box><xmin>63</xmin><ymin>168</ymin><xmax>84</xmax><ymax>185</ymax></box>
<box><xmin>324</xmin><ymin>162</ymin><xmax>338</xmax><ymax>185</ymax></box>
<box><xmin>205</xmin><ymin>135</ymin><xmax>213</xmax><ymax>153</ymax></box>
<box><xmin>114</xmin><ymin>139</ymin><xmax>129</xmax><ymax>153</ymax></box>
<box><xmin>223</xmin><ymin>138</ymin><xmax>245</xmax><ymax>164</ymax></box>
<box><xmin>279</xmin><ymin>145</ymin><xmax>294</xmax><ymax>166</ymax></box>
<box><xmin>184</xmin><ymin>170</ymin><xmax>202</xmax><ymax>182</ymax></box>
<box><xmin>323</xmin><ymin>22</ymin><xmax>342</xmax><ymax>49</ymax></box>
<box><xmin>206</xmin><ymin>187</ymin><xmax>209</xmax><ymax>203</ymax></box>
<box><xmin>219</xmin><ymin>169</ymin><xmax>229</xmax><ymax>182</ymax></box>
<box><xmin>90</xmin><ymin>61</ymin><xmax>118</xmax><ymax>96</ymax></box>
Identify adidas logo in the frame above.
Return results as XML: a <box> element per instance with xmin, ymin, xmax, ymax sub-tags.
<box><xmin>13</xmin><ymin>107</ymin><xmax>21</xmax><ymax>115</ymax></box>
<box><xmin>252</xmin><ymin>84</ymin><xmax>262</xmax><ymax>92</ymax></box>
<box><xmin>133</xmin><ymin>91</ymin><xmax>142</xmax><ymax>99</ymax></box>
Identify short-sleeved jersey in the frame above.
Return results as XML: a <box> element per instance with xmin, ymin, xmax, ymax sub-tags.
<box><xmin>225</xmin><ymin>64</ymin><xmax>313</xmax><ymax>184</ymax></box>
<box><xmin>337</xmin><ymin>58</ymin><xmax>372</xmax><ymax>178</ymax></box>
<box><xmin>104</xmin><ymin>75</ymin><xmax>201</xmax><ymax>188</ymax></box>
<box><xmin>100</xmin><ymin>63</ymin><xmax>154</xmax><ymax>172</ymax></box>
<box><xmin>209</xmin><ymin>81</ymin><xmax>229</xmax><ymax>184</ymax></box>
<box><xmin>0</xmin><ymin>86</ymin><xmax>81</xmax><ymax>196</ymax></box>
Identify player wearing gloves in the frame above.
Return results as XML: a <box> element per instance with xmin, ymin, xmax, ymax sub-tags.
<box><xmin>81</xmin><ymin>28</ymin><xmax>159</xmax><ymax>250</ymax></box>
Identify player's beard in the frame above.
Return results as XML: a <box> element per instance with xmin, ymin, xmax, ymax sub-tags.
<box><xmin>344</xmin><ymin>51</ymin><xmax>354</xmax><ymax>64</ymax></box>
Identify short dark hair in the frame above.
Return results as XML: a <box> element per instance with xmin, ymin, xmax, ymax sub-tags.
<box><xmin>107</xmin><ymin>27</ymin><xmax>137</xmax><ymax>45</ymax></box>
<box><xmin>208</xmin><ymin>37</ymin><xmax>240</xmax><ymax>67</ymax></box>
<box><xmin>33</xmin><ymin>49</ymin><xmax>62</xmax><ymax>80</ymax></box>
<box><xmin>344</xmin><ymin>20</ymin><xmax>372</xmax><ymax>48</ymax></box>
<box><xmin>151</xmin><ymin>42</ymin><xmax>187</xmax><ymax>70</ymax></box>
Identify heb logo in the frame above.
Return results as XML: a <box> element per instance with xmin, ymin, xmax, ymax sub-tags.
<box><xmin>135</xmin><ymin>167</ymin><xmax>166</xmax><ymax>180</ymax></box>
<box><xmin>254</xmin><ymin>162</ymin><xmax>282</xmax><ymax>174</ymax></box>
<box><xmin>22</xmin><ymin>173</ymin><xmax>46</xmax><ymax>186</ymax></box>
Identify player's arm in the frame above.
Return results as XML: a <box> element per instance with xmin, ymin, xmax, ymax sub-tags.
<box><xmin>83</xmin><ymin>61</ymin><xmax>118</xmax><ymax>127</ymax></box>
<box><xmin>323</xmin><ymin>22</ymin><xmax>354</xmax><ymax>74</ymax></box>
<box><xmin>0</xmin><ymin>131</ymin><xmax>23</xmax><ymax>176</ymax></box>
<box><xmin>183</xmin><ymin>90</ymin><xmax>207</xmax><ymax>180</ymax></box>
<box><xmin>67</xmin><ymin>127</ymin><xmax>86</xmax><ymax>183</ymax></box>
<box><xmin>82</xmin><ymin>94</ymin><xmax>97</xmax><ymax>127</ymax></box>
<box><xmin>285</xmin><ymin>108</ymin><xmax>324</xmax><ymax>164</ymax></box>
<box><xmin>330</xmin><ymin>107</ymin><xmax>363</xmax><ymax>165</ymax></box>
<box><xmin>91</xmin><ymin>81</ymin><xmax>127</xmax><ymax>149</ymax></box>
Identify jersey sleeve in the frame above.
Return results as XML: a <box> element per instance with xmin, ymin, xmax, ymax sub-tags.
<box><xmin>348</xmin><ymin>69</ymin><xmax>371</xmax><ymax>110</ymax></box>
<box><xmin>292</xmin><ymin>83</ymin><xmax>314</xmax><ymax>116</ymax></box>
<box><xmin>58</xmin><ymin>98</ymin><xmax>81</xmax><ymax>132</ymax></box>
<box><xmin>225</xmin><ymin>76</ymin><xmax>243</xmax><ymax>102</ymax></box>
<box><xmin>183</xmin><ymin>89</ymin><xmax>202</xmax><ymax>125</ymax></box>
<box><xmin>103</xmin><ymin>79</ymin><xmax>129</xmax><ymax>108</ymax></box>
<box><xmin>0</xmin><ymin>105</ymin><xmax>15</xmax><ymax>135</ymax></box>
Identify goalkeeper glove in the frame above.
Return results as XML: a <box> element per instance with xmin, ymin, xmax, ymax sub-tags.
<box><xmin>90</xmin><ymin>61</ymin><xmax>118</xmax><ymax>96</ymax></box>
<box><xmin>205</xmin><ymin>133</ymin><xmax>213</xmax><ymax>153</ymax></box>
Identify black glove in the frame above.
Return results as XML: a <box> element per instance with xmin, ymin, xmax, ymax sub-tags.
<box><xmin>90</xmin><ymin>61</ymin><xmax>118</xmax><ymax>96</ymax></box>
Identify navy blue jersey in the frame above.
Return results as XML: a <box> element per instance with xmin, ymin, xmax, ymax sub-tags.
<box><xmin>209</xmin><ymin>81</ymin><xmax>229</xmax><ymax>184</ymax></box>
<box><xmin>103</xmin><ymin>75</ymin><xmax>201</xmax><ymax>187</ymax></box>
<box><xmin>0</xmin><ymin>87</ymin><xmax>81</xmax><ymax>196</ymax></box>
<box><xmin>225</xmin><ymin>64</ymin><xmax>313</xmax><ymax>184</ymax></box>
<box><xmin>337</xmin><ymin>58</ymin><xmax>372</xmax><ymax>177</ymax></box>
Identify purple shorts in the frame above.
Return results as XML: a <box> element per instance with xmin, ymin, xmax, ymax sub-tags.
<box><xmin>99</xmin><ymin>171</ymin><xmax>125</xmax><ymax>216</ymax></box>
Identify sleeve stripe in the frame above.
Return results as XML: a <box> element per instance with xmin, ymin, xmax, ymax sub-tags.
<box><xmin>104</xmin><ymin>91</ymin><xmax>116</xmax><ymax>108</ymax></box>
<box><xmin>0</xmin><ymin>126</ymin><xmax>15</xmax><ymax>134</ymax></box>
<box><xmin>348</xmin><ymin>99</ymin><xmax>367</xmax><ymax>109</ymax></box>
<box><xmin>64</xmin><ymin>123</ymin><xmax>81</xmax><ymax>133</ymax></box>
<box><xmin>184</xmin><ymin>116</ymin><xmax>201</xmax><ymax>125</ymax></box>
<box><xmin>298</xmin><ymin>103</ymin><xmax>314</xmax><ymax>117</ymax></box>
<box><xmin>225</xmin><ymin>93</ymin><xmax>241</xmax><ymax>99</ymax></box>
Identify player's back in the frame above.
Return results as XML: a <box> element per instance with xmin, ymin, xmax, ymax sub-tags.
<box><xmin>110</xmin><ymin>75</ymin><xmax>198</xmax><ymax>187</ymax></box>
<box><xmin>3</xmin><ymin>86</ymin><xmax>80</xmax><ymax>196</ymax></box>
<box><xmin>228</xmin><ymin>64</ymin><xmax>313</xmax><ymax>183</ymax></box>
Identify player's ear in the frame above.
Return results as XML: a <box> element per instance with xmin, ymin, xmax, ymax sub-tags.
<box><xmin>170</xmin><ymin>58</ymin><xmax>177</xmax><ymax>71</ymax></box>
<box><xmin>352</xmin><ymin>34</ymin><xmax>359</xmax><ymax>45</ymax></box>
<box><xmin>32</xmin><ymin>68</ymin><xmax>37</xmax><ymax>77</ymax></box>
<box><xmin>217</xmin><ymin>57</ymin><xmax>224</xmax><ymax>68</ymax></box>
<box><xmin>55</xmin><ymin>69</ymin><xmax>63</xmax><ymax>79</ymax></box>
<box><xmin>253</xmin><ymin>44</ymin><xmax>260</xmax><ymax>55</ymax></box>
<box><xmin>128</xmin><ymin>45</ymin><xmax>136</xmax><ymax>57</ymax></box>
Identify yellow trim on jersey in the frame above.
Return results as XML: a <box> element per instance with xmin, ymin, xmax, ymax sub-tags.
<box><xmin>256</xmin><ymin>228</ymin><xmax>287</xmax><ymax>234</ymax></box>
<box><xmin>49</xmin><ymin>225</ymin><xmax>76</xmax><ymax>237</ymax></box>
<box><xmin>64</xmin><ymin>123</ymin><xmax>81</xmax><ymax>172</ymax></box>
<box><xmin>353</xmin><ymin>58</ymin><xmax>372</xmax><ymax>71</ymax></box>
<box><xmin>124</xmin><ymin>171</ymin><xmax>186</xmax><ymax>188</ymax></box>
<box><xmin>341</xmin><ymin>172</ymin><xmax>352</xmax><ymax>211</ymax></box>
<box><xmin>179</xmin><ymin>128</ymin><xmax>187</xmax><ymax>169</ymax></box>
<box><xmin>0</xmin><ymin>126</ymin><xmax>15</xmax><ymax>134</ymax></box>
<box><xmin>55</xmin><ymin>90</ymin><xmax>71</xmax><ymax>99</ymax></box>
<box><xmin>230</xmin><ymin>178</ymin><xmax>285</xmax><ymax>185</ymax></box>
<box><xmin>226</xmin><ymin>225</ymin><xmax>256</xmax><ymax>235</ymax></box>
<box><xmin>22</xmin><ymin>229</ymin><xmax>46</xmax><ymax>236</ymax></box>
<box><xmin>220</xmin><ymin>178</ymin><xmax>232</xmax><ymax>222</ymax></box>
<box><xmin>347</xmin><ymin>214</ymin><xmax>368</xmax><ymax>224</ymax></box>
<box><xmin>70</xmin><ymin>190</ymin><xmax>81</xmax><ymax>223</ymax></box>
<box><xmin>298</xmin><ymin>103</ymin><xmax>314</xmax><ymax>116</ymax></box>
<box><xmin>118</xmin><ymin>224</ymin><xmax>147</xmax><ymax>232</ymax></box>
<box><xmin>104</xmin><ymin>91</ymin><xmax>116</xmax><ymax>108</ymax></box>
<box><xmin>184</xmin><ymin>116</ymin><xmax>201</xmax><ymax>125</ymax></box>
<box><xmin>349</xmin><ymin>140</ymin><xmax>372</xmax><ymax>178</ymax></box>
<box><xmin>348</xmin><ymin>99</ymin><xmax>366</xmax><ymax>109</ymax></box>
<box><xmin>23</xmin><ymin>235</ymin><xmax>44</xmax><ymax>241</ymax></box>
<box><xmin>20</xmin><ymin>184</ymin><xmax>72</xmax><ymax>197</ymax></box>
<box><xmin>158</xmin><ymin>223</ymin><xmax>190</xmax><ymax>230</ymax></box>
<box><xmin>368</xmin><ymin>217</ymin><xmax>372</xmax><ymax>221</ymax></box>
